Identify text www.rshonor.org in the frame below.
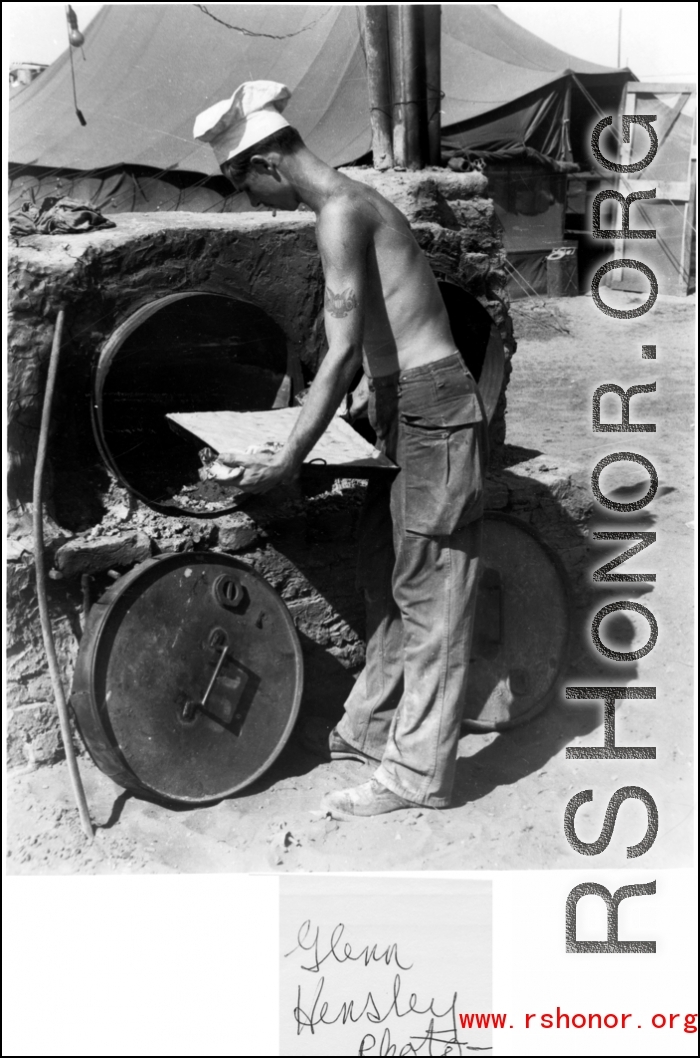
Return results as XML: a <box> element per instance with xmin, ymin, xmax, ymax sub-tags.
<box><xmin>458</xmin><ymin>1011</ymin><xmax>697</xmax><ymax>1031</ymax></box>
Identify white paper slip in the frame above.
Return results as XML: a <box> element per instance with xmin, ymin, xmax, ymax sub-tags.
<box><xmin>280</xmin><ymin>876</ymin><xmax>493</xmax><ymax>1056</ymax></box>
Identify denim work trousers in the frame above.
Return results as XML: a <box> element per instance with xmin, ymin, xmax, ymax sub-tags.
<box><xmin>336</xmin><ymin>353</ymin><xmax>486</xmax><ymax>807</ymax></box>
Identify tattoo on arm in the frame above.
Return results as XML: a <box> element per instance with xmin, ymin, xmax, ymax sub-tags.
<box><xmin>325</xmin><ymin>286</ymin><xmax>358</xmax><ymax>318</ymax></box>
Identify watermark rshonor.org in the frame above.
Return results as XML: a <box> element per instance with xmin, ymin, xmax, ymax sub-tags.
<box><xmin>564</xmin><ymin>113</ymin><xmax>662</xmax><ymax>953</ymax></box>
<box><xmin>524</xmin><ymin>1010</ymin><xmax>697</xmax><ymax>1031</ymax></box>
<box><xmin>455</xmin><ymin>1011</ymin><xmax>698</xmax><ymax>1032</ymax></box>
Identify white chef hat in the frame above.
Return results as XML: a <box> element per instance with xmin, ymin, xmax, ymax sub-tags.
<box><xmin>193</xmin><ymin>81</ymin><xmax>292</xmax><ymax>166</ymax></box>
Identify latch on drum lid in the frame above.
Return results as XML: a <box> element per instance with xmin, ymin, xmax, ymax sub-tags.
<box><xmin>71</xmin><ymin>552</ymin><xmax>303</xmax><ymax>805</ymax></box>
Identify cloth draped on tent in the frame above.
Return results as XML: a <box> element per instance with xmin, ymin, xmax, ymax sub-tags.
<box><xmin>9</xmin><ymin>196</ymin><xmax>116</xmax><ymax>237</ymax></box>
<box><xmin>8</xmin><ymin>167</ymin><xmax>246</xmax><ymax>217</ymax></box>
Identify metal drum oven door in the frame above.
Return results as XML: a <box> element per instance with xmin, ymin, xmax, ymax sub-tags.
<box><xmin>71</xmin><ymin>552</ymin><xmax>303</xmax><ymax>805</ymax></box>
<box><xmin>465</xmin><ymin>512</ymin><xmax>571</xmax><ymax>731</ymax></box>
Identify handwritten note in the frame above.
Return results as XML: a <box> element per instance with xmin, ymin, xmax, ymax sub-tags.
<box><xmin>280</xmin><ymin>877</ymin><xmax>492</xmax><ymax>1056</ymax></box>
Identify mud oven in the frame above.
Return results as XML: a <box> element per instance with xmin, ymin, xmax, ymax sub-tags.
<box><xmin>7</xmin><ymin>169</ymin><xmax>590</xmax><ymax>794</ymax></box>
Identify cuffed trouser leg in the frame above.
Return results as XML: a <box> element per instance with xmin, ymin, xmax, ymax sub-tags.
<box><xmin>374</xmin><ymin>519</ymin><xmax>482</xmax><ymax>807</ymax></box>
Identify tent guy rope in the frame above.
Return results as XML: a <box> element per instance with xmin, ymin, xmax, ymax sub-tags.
<box><xmin>192</xmin><ymin>4</ymin><xmax>333</xmax><ymax>39</ymax></box>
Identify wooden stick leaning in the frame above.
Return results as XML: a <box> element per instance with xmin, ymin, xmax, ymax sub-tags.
<box><xmin>33</xmin><ymin>308</ymin><xmax>94</xmax><ymax>840</ymax></box>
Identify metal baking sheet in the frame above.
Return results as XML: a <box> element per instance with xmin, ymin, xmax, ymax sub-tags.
<box><xmin>166</xmin><ymin>408</ymin><xmax>396</xmax><ymax>470</ymax></box>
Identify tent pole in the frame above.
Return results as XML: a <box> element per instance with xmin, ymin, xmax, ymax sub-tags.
<box><xmin>425</xmin><ymin>4</ymin><xmax>441</xmax><ymax>165</ymax></box>
<box><xmin>363</xmin><ymin>6</ymin><xmax>395</xmax><ymax>170</ymax></box>
<box><xmin>559</xmin><ymin>80</ymin><xmax>573</xmax><ymax>162</ymax></box>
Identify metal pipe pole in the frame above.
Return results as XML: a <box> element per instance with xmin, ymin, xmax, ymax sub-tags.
<box><xmin>406</xmin><ymin>5</ymin><xmax>428</xmax><ymax>169</ymax></box>
<box><xmin>424</xmin><ymin>4</ymin><xmax>442</xmax><ymax>165</ymax></box>
<box><xmin>388</xmin><ymin>5</ymin><xmax>428</xmax><ymax>169</ymax></box>
<box><xmin>363</xmin><ymin>6</ymin><xmax>395</xmax><ymax>170</ymax></box>
<box><xmin>388</xmin><ymin>5</ymin><xmax>406</xmax><ymax>167</ymax></box>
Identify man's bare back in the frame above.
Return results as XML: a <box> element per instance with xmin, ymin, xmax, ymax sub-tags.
<box><xmin>317</xmin><ymin>177</ymin><xmax>458</xmax><ymax>377</ymax></box>
<box><xmin>219</xmin><ymin>135</ymin><xmax>461</xmax><ymax>489</ymax></box>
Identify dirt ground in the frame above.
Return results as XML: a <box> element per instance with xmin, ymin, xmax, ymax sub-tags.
<box><xmin>6</xmin><ymin>290</ymin><xmax>695</xmax><ymax>875</ymax></box>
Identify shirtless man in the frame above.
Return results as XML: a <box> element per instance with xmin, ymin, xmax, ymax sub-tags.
<box><xmin>195</xmin><ymin>82</ymin><xmax>486</xmax><ymax>818</ymax></box>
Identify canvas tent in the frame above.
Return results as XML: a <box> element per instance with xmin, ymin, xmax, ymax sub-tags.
<box><xmin>9</xmin><ymin>5</ymin><xmax>632</xmax><ymax>204</ymax></box>
<box><xmin>21</xmin><ymin>5</ymin><xmax>688</xmax><ymax>294</ymax></box>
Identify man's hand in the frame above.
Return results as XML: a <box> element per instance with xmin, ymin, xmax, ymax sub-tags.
<box><xmin>215</xmin><ymin>449</ymin><xmax>297</xmax><ymax>494</ymax></box>
<box><xmin>346</xmin><ymin>374</ymin><xmax>370</xmax><ymax>422</ymax></box>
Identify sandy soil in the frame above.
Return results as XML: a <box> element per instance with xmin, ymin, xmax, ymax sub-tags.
<box><xmin>6</xmin><ymin>291</ymin><xmax>695</xmax><ymax>875</ymax></box>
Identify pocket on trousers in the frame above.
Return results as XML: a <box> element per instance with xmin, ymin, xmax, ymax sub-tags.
<box><xmin>400</xmin><ymin>416</ymin><xmax>484</xmax><ymax>536</ymax></box>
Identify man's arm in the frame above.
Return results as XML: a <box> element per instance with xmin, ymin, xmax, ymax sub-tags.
<box><xmin>219</xmin><ymin>200</ymin><xmax>367</xmax><ymax>492</ymax></box>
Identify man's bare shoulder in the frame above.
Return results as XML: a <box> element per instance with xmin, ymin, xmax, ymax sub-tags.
<box><xmin>316</xmin><ymin>188</ymin><xmax>373</xmax><ymax>236</ymax></box>
<box><xmin>314</xmin><ymin>194</ymin><xmax>371</xmax><ymax>270</ymax></box>
<box><xmin>318</xmin><ymin>180</ymin><xmax>409</xmax><ymax>237</ymax></box>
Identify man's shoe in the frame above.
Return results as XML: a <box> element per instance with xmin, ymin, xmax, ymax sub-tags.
<box><xmin>321</xmin><ymin>778</ymin><xmax>420</xmax><ymax>819</ymax></box>
<box><xmin>298</xmin><ymin>717</ymin><xmax>379</xmax><ymax>764</ymax></box>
